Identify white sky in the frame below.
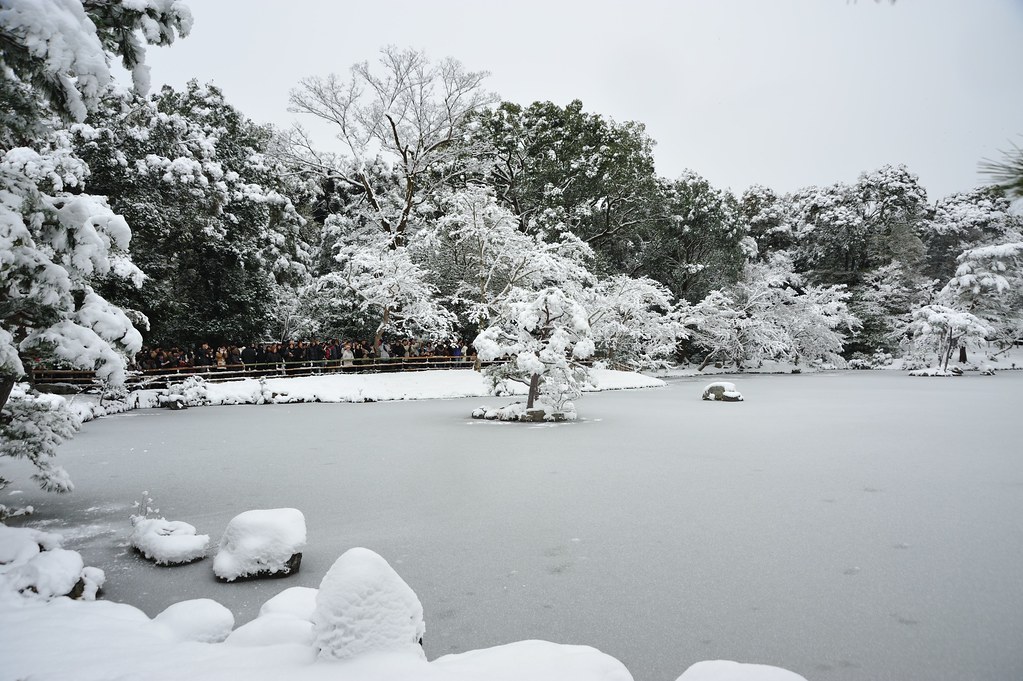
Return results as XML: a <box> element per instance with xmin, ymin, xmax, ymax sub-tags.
<box><xmin>140</xmin><ymin>0</ymin><xmax>1023</xmax><ymax>200</ymax></box>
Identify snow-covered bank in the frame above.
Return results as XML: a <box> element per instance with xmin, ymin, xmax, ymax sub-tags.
<box><xmin>188</xmin><ymin>368</ymin><xmax>664</xmax><ymax>406</ymax></box>
<box><xmin>61</xmin><ymin>368</ymin><xmax>664</xmax><ymax>419</ymax></box>
<box><xmin>0</xmin><ymin>538</ymin><xmax>802</xmax><ymax>681</ymax></box>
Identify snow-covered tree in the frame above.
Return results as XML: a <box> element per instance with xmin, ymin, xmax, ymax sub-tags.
<box><xmin>582</xmin><ymin>276</ymin><xmax>686</xmax><ymax>370</ymax></box>
<box><xmin>684</xmin><ymin>255</ymin><xmax>859</xmax><ymax>370</ymax></box>
<box><xmin>904</xmin><ymin>305</ymin><xmax>992</xmax><ymax>372</ymax></box>
<box><xmin>941</xmin><ymin>240</ymin><xmax>1023</xmax><ymax>351</ymax></box>
<box><xmin>1</xmin><ymin>0</ymin><xmax>189</xmax><ymax>514</ymax></box>
<box><xmin>475</xmin><ymin>287</ymin><xmax>595</xmax><ymax>412</ymax></box>
<box><xmin>920</xmin><ymin>188</ymin><xmax>1019</xmax><ymax>282</ymax></box>
<box><xmin>74</xmin><ymin>81</ymin><xmax>311</xmax><ymax>345</ymax></box>
<box><xmin>464</xmin><ymin>99</ymin><xmax>660</xmax><ymax>272</ymax></box>
<box><xmin>421</xmin><ymin>185</ymin><xmax>593</xmax><ymax>332</ymax></box>
<box><xmin>641</xmin><ymin>171</ymin><xmax>744</xmax><ymax>302</ymax></box>
<box><xmin>336</xmin><ymin>239</ymin><xmax>456</xmax><ymax>344</ymax></box>
<box><xmin>847</xmin><ymin>262</ymin><xmax>936</xmax><ymax>356</ymax></box>
<box><xmin>789</xmin><ymin>164</ymin><xmax>927</xmax><ymax>285</ymax></box>
<box><xmin>286</xmin><ymin>47</ymin><xmax>495</xmax><ymax>247</ymax></box>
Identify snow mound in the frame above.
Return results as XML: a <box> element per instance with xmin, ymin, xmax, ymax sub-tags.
<box><xmin>226</xmin><ymin>585</ymin><xmax>319</xmax><ymax>647</ymax></box>
<box><xmin>213</xmin><ymin>509</ymin><xmax>306</xmax><ymax>582</ymax></box>
<box><xmin>259</xmin><ymin>586</ymin><xmax>318</xmax><ymax>620</ymax></box>
<box><xmin>225</xmin><ymin>613</ymin><xmax>315</xmax><ymax>647</ymax></box>
<box><xmin>153</xmin><ymin>598</ymin><xmax>235</xmax><ymax>643</ymax></box>
<box><xmin>312</xmin><ymin>547</ymin><xmax>425</xmax><ymax>661</ymax></box>
<box><xmin>0</xmin><ymin>525</ymin><xmax>104</xmax><ymax>600</ymax></box>
<box><xmin>434</xmin><ymin>640</ymin><xmax>633</xmax><ymax>681</ymax></box>
<box><xmin>702</xmin><ymin>382</ymin><xmax>744</xmax><ymax>401</ymax></box>
<box><xmin>130</xmin><ymin>518</ymin><xmax>209</xmax><ymax>565</ymax></box>
<box><xmin>676</xmin><ymin>659</ymin><xmax>808</xmax><ymax>680</ymax></box>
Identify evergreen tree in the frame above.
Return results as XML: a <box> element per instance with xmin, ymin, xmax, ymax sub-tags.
<box><xmin>0</xmin><ymin>0</ymin><xmax>188</xmax><ymax>515</ymax></box>
<box><xmin>75</xmin><ymin>82</ymin><xmax>311</xmax><ymax>345</ymax></box>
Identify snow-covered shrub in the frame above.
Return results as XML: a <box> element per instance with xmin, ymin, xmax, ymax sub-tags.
<box><xmin>167</xmin><ymin>376</ymin><xmax>211</xmax><ymax>406</ymax></box>
<box><xmin>312</xmin><ymin>547</ymin><xmax>425</xmax><ymax>661</ymax></box>
<box><xmin>0</xmin><ymin>524</ymin><xmax>104</xmax><ymax>600</ymax></box>
<box><xmin>153</xmin><ymin>599</ymin><xmax>234</xmax><ymax>643</ymax></box>
<box><xmin>847</xmin><ymin>350</ymin><xmax>894</xmax><ymax>370</ymax></box>
<box><xmin>213</xmin><ymin>508</ymin><xmax>306</xmax><ymax>582</ymax></box>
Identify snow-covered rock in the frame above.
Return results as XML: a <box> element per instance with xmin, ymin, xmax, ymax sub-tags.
<box><xmin>434</xmin><ymin>640</ymin><xmax>633</xmax><ymax>681</ymax></box>
<box><xmin>312</xmin><ymin>547</ymin><xmax>425</xmax><ymax>661</ymax></box>
<box><xmin>702</xmin><ymin>382</ymin><xmax>743</xmax><ymax>402</ymax></box>
<box><xmin>675</xmin><ymin>659</ymin><xmax>808</xmax><ymax>680</ymax></box>
<box><xmin>472</xmin><ymin>401</ymin><xmax>578</xmax><ymax>422</ymax></box>
<box><xmin>0</xmin><ymin>525</ymin><xmax>104</xmax><ymax>600</ymax></box>
<box><xmin>213</xmin><ymin>509</ymin><xmax>306</xmax><ymax>582</ymax></box>
<box><xmin>129</xmin><ymin>518</ymin><xmax>209</xmax><ymax>565</ymax></box>
<box><xmin>908</xmin><ymin>367</ymin><xmax>961</xmax><ymax>377</ymax></box>
<box><xmin>153</xmin><ymin>599</ymin><xmax>235</xmax><ymax>643</ymax></box>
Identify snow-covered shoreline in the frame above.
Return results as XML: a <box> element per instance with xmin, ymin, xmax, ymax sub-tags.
<box><xmin>66</xmin><ymin>368</ymin><xmax>666</xmax><ymax>421</ymax></box>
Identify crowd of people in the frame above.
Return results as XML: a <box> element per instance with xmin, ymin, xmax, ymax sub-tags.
<box><xmin>133</xmin><ymin>338</ymin><xmax>476</xmax><ymax>373</ymax></box>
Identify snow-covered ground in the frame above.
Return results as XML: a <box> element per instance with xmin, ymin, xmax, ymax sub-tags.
<box><xmin>4</xmin><ymin>370</ymin><xmax>1023</xmax><ymax>680</ymax></box>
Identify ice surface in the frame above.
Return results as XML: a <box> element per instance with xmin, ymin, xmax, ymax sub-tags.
<box><xmin>213</xmin><ymin>508</ymin><xmax>307</xmax><ymax>581</ymax></box>
<box><xmin>6</xmin><ymin>371</ymin><xmax>1023</xmax><ymax>680</ymax></box>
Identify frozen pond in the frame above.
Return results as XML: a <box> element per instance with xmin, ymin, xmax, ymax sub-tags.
<box><xmin>10</xmin><ymin>371</ymin><xmax>1023</xmax><ymax>681</ymax></box>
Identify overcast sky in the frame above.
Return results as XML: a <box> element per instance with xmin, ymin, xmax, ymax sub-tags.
<box><xmin>140</xmin><ymin>0</ymin><xmax>1023</xmax><ymax>200</ymax></box>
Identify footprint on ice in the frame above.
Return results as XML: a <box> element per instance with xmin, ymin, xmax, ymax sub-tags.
<box><xmin>843</xmin><ymin>567</ymin><xmax>861</xmax><ymax>576</ymax></box>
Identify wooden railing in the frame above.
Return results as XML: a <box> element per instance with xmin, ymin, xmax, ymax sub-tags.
<box><xmin>31</xmin><ymin>355</ymin><xmax>484</xmax><ymax>394</ymax></box>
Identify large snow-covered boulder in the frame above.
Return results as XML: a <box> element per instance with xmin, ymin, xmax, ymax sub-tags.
<box><xmin>676</xmin><ymin>659</ymin><xmax>808</xmax><ymax>680</ymax></box>
<box><xmin>213</xmin><ymin>508</ymin><xmax>306</xmax><ymax>582</ymax></box>
<box><xmin>312</xmin><ymin>547</ymin><xmax>425</xmax><ymax>661</ymax></box>
<box><xmin>130</xmin><ymin>518</ymin><xmax>209</xmax><ymax>565</ymax></box>
<box><xmin>0</xmin><ymin>525</ymin><xmax>104</xmax><ymax>600</ymax></box>
<box><xmin>153</xmin><ymin>598</ymin><xmax>234</xmax><ymax>643</ymax></box>
<box><xmin>702</xmin><ymin>382</ymin><xmax>743</xmax><ymax>402</ymax></box>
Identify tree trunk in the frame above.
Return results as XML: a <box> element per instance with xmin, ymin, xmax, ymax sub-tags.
<box><xmin>0</xmin><ymin>375</ymin><xmax>14</xmax><ymax>415</ymax></box>
<box><xmin>697</xmin><ymin>352</ymin><xmax>716</xmax><ymax>372</ymax></box>
<box><xmin>374</xmin><ymin>307</ymin><xmax>391</xmax><ymax>350</ymax></box>
<box><xmin>526</xmin><ymin>373</ymin><xmax>540</xmax><ymax>409</ymax></box>
<box><xmin>941</xmin><ymin>330</ymin><xmax>953</xmax><ymax>372</ymax></box>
